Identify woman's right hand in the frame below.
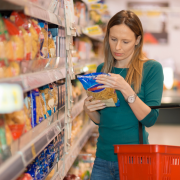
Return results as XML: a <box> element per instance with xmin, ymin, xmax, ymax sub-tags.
<box><xmin>84</xmin><ymin>96</ymin><xmax>106</xmax><ymax>113</ymax></box>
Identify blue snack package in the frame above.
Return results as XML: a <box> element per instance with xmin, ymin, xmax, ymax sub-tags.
<box><xmin>28</xmin><ymin>89</ymin><xmax>44</xmax><ymax>128</ymax></box>
<box><xmin>77</xmin><ymin>73</ymin><xmax>120</xmax><ymax>107</ymax></box>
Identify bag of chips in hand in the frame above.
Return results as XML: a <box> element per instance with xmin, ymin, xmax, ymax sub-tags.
<box><xmin>77</xmin><ymin>72</ymin><xmax>120</xmax><ymax>107</ymax></box>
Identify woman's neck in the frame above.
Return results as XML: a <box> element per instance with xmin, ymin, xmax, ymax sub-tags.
<box><xmin>114</xmin><ymin>60</ymin><xmax>130</xmax><ymax>68</ymax></box>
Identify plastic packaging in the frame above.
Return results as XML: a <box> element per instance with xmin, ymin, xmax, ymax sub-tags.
<box><xmin>39</xmin><ymin>85</ymin><xmax>54</xmax><ymax>116</ymax></box>
<box><xmin>28</xmin><ymin>89</ymin><xmax>44</xmax><ymax>128</ymax></box>
<box><xmin>0</xmin><ymin>15</ymin><xmax>20</xmax><ymax>79</ymax></box>
<box><xmin>28</xmin><ymin>18</ymin><xmax>41</xmax><ymax>60</ymax></box>
<box><xmin>4</xmin><ymin>108</ymin><xmax>26</xmax><ymax>140</ymax></box>
<box><xmin>77</xmin><ymin>73</ymin><xmax>120</xmax><ymax>107</ymax></box>
<box><xmin>3</xmin><ymin>18</ymin><xmax>24</xmax><ymax>61</ymax></box>
<box><xmin>114</xmin><ymin>144</ymin><xmax>180</xmax><ymax>180</ymax></box>
<box><xmin>10</xmin><ymin>12</ymin><xmax>32</xmax><ymax>60</ymax></box>
<box><xmin>48</xmin><ymin>31</ymin><xmax>56</xmax><ymax>58</ymax></box>
<box><xmin>38</xmin><ymin>20</ymin><xmax>49</xmax><ymax>58</ymax></box>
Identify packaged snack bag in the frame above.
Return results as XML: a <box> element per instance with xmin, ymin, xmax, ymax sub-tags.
<box><xmin>49</xmin><ymin>83</ymin><xmax>58</xmax><ymax>113</ymax></box>
<box><xmin>48</xmin><ymin>31</ymin><xmax>56</xmax><ymax>58</ymax></box>
<box><xmin>39</xmin><ymin>85</ymin><xmax>54</xmax><ymax>116</ymax></box>
<box><xmin>28</xmin><ymin>89</ymin><xmax>44</xmax><ymax>128</ymax></box>
<box><xmin>3</xmin><ymin>18</ymin><xmax>24</xmax><ymax>61</ymax></box>
<box><xmin>77</xmin><ymin>73</ymin><xmax>120</xmax><ymax>107</ymax></box>
<box><xmin>20</xmin><ymin>15</ymin><xmax>41</xmax><ymax>60</ymax></box>
<box><xmin>38</xmin><ymin>20</ymin><xmax>48</xmax><ymax>58</ymax></box>
<box><xmin>5</xmin><ymin>109</ymin><xmax>26</xmax><ymax>140</ymax></box>
<box><xmin>10</xmin><ymin>12</ymin><xmax>32</xmax><ymax>60</ymax></box>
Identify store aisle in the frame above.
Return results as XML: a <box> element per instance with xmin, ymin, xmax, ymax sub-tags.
<box><xmin>146</xmin><ymin>125</ymin><xmax>180</xmax><ymax>146</ymax></box>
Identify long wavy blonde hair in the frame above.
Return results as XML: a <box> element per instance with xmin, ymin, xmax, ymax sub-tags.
<box><xmin>101</xmin><ymin>10</ymin><xmax>147</xmax><ymax>93</ymax></box>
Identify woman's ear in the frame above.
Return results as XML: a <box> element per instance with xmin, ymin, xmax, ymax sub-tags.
<box><xmin>136</xmin><ymin>35</ymin><xmax>141</xmax><ymax>45</ymax></box>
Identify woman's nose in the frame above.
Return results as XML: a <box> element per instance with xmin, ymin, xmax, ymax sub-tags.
<box><xmin>116</xmin><ymin>41</ymin><xmax>122</xmax><ymax>50</ymax></box>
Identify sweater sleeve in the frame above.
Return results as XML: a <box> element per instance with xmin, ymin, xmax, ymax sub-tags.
<box><xmin>140</xmin><ymin>61</ymin><xmax>164</xmax><ymax>127</ymax></box>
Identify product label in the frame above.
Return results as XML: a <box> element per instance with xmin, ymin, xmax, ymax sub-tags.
<box><xmin>101</xmin><ymin>98</ymin><xmax>115</xmax><ymax>107</ymax></box>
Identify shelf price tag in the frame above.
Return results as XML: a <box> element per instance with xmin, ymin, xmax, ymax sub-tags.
<box><xmin>0</xmin><ymin>84</ymin><xmax>23</xmax><ymax>113</ymax></box>
<box><xmin>31</xmin><ymin>144</ymin><xmax>36</xmax><ymax>159</ymax></box>
<box><xmin>87</xmin><ymin>0</ymin><xmax>99</xmax><ymax>3</ymax></box>
<box><xmin>82</xmin><ymin>25</ymin><xmax>103</xmax><ymax>36</ymax></box>
<box><xmin>90</xmin><ymin>3</ymin><xmax>102</xmax><ymax>10</ymax></box>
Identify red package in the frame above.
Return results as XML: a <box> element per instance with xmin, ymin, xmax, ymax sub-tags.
<box><xmin>16</xmin><ymin>173</ymin><xmax>33</xmax><ymax>180</ymax></box>
<box><xmin>8</xmin><ymin>124</ymin><xmax>25</xmax><ymax>140</ymax></box>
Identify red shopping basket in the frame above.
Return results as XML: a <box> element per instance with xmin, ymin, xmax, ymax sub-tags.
<box><xmin>114</xmin><ymin>144</ymin><xmax>180</xmax><ymax>180</ymax></box>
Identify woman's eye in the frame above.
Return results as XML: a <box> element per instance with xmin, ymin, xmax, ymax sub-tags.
<box><xmin>111</xmin><ymin>38</ymin><xmax>116</xmax><ymax>41</ymax></box>
<box><xmin>123</xmin><ymin>41</ymin><xmax>129</xmax><ymax>44</ymax></box>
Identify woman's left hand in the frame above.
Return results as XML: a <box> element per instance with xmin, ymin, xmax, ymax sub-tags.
<box><xmin>96</xmin><ymin>73</ymin><xmax>128</xmax><ymax>92</ymax></box>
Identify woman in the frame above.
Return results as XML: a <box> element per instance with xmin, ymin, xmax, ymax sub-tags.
<box><xmin>84</xmin><ymin>10</ymin><xmax>164</xmax><ymax>180</ymax></box>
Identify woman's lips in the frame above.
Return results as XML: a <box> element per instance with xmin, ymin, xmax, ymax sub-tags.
<box><xmin>114</xmin><ymin>52</ymin><xmax>123</xmax><ymax>56</ymax></box>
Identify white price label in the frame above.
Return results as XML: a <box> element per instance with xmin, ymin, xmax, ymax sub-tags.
<box><xmin>0</xmin><ymin>84</ymin><xmax>23</xmax><ymax>113</ymax></box>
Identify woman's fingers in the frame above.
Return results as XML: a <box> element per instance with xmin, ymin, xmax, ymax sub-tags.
<box><xmin>87</xmin><ymin>103</ymin><xmax>106</xmax><ymax>109</ymax></box>
<box><xmin>97</xmin><ymin>85</ymin><xmax>110</xmax><ymax>88</ymax></box>
<box><xmin>89</xmin><ymin>105</ymin><xmax>106</xmax><ymax>112</ymax></box>
<box><xmin>96</xmin><ymin>79</ymin><xmax>113</xmax><ymax>86</ymax></box>
<box><xmin>85</xmin><ymin>96</ymin><xmax>93</xmax><ymax>101</ymax></box>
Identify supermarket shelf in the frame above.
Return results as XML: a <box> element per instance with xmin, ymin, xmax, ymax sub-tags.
<box><xmin>1</xmin><ymin>0</ymin><xmax>65</xmax><ymax>27</ymax></box>
<box><xmin>71</xmin><ymin>96</ymin><xmax>86</xmax><ymax>121</ymax></box>
<box><xmin>0</xmin><ymin>107</ymin><xmax>65</xmax><ymax>180</ymax></box>
<box><xmin>0</xmin><ymin>59</ymin><xmax>66</xmax><ymax>92</ymax></box>
<box><xmin>83</xmin><ymin>32</ymin><xmax>104</xmax><ymax>42</ymax></box>
<box><xmin>53</xmin><ymin>121</ymin><xmax>96</xmax><ymax>180</ymax></box>
<box><xmin>73</xmin><ymin>58</ymin><xmax>102</xmax><ymax>75</ymax></box>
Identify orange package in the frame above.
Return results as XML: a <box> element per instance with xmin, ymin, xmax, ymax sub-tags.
<box><xmin>10</xmin><ymin>11</ymin><xmax>32</xmax><ymax>60</ymax></box>
<box><xmin>3</xmin><ymin>18</ymin><xmax>24</xmax><ymax>61</ymax></box>
<box><xmin>0</xmin><ymin>14</ymin><xmax>16</xmax><ymax>79</ymax></box>
<box><xmin>20</xmin><ymin>13</ymin><xmax>41</xmax><ymax>60</ymax></box>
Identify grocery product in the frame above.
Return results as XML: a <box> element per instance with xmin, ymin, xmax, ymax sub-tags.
<box><xmin>39</xmin><ymin>85</ymin><xmax>54</xmax><ymax>117</ymax></box>
<box><xmin>4</xmin><ymin>108</ymin><xmax>26</xmax><ymax>140</ymax></box>
<box><xmin>56</xmin><ymin>82</ymin><xmax>65</xmax><ymax>109</ymax></box>
<box><xmin>38</xmin><ymin>20</ymin><xmax>49</xmax><ymax>58</ymax></box>
<box><xmin>16</xmin><ymin>173</ymin><xmax>33</xmax><ymax>180</ymax></box>
<box><xmin>28</xmin><ymin>89</ymin><xmax>44</xmax><ymax>128</ymax></box>
<box><xmin>10</xmin><ymin>11</ymin><xmax>32</xmax><ymax>60</ymax></box>
<box><xmin>26</xmin><ymin>17</ymin><xmax>41</xmax><ymax>60</ymax></box>
<box><xmin>77</xmin><ymin>73</ymin><xmax>120</xmax><ymax>107</ymax></box>
<box><xmin>48</xmin><ymin>31</ymin><xmax>56</xmax><ymax>58</ymax></box>
<box><xmin>25</xmin><ymin>141</ymin><xmax>58</xmax><ymax>179</ymax></box>
<box><xmin>49</xmin><ymin>83</ymin><xmax>58</xmax><ymax>112</ymax></box>
<box><xmin>0</xmin><ymin>15</ymin><xmax>20</xmax><ymax>79</ymax></box>
<box><xmin>3</xmin><ymin>18</ymin><xmax>24</xmax><ymax>61</ymax></box>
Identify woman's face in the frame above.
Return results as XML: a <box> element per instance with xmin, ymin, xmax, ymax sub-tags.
<box><xmin>109</xmin><ymin>24</ymin><xmax>141</xmax><ymax>65</ymax></box>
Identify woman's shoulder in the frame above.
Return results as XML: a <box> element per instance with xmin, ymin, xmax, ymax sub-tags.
<box><xmin>96</xmin><ymin>63</ymin><xmax>104</xmax><ymax>72</ymax></box>
<box><xmin>143</xmin><ymin>59</ymin><xmax>163</xmax><ymax>72</ymax></box>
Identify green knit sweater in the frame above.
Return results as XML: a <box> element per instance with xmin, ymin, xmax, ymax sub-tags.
<box><xmin>94</xmin><ymin>60</ymin><xmax>164</xmax><ymax>161</ymax></box>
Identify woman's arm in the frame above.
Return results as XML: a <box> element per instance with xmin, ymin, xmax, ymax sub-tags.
<box><xmin>121</xmin><ymin>85</ymin><xmax>151</xmax><ymax>121</ymax></box>
<box><xmin>84</xmin><ymin>96</ymin><xmax>105</xmax><ymax>124</ymax></box>
<box><xmin>96</xmin><ymin>62</ymin><xmax>163</xmax><ymax>127</ymax></box>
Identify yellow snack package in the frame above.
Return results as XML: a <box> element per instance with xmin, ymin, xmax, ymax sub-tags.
<box><xmin>48</xmin><ymin>31</ymin><xmax>56</xmax><ymax>58</ymax></box>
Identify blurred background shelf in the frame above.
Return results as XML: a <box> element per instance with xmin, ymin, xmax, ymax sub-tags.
<box><xmin>1</xmin><ymin>0</ymin><xmax>65</xmax><ymax>26</ymax></box>
<box><xmin>53</xmin><ymin>121</ymin><xmax>96</xmax><ymax>180</ymax></box>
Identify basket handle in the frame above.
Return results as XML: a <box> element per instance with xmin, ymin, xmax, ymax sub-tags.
<box><xmin>139</xmin><ymin>121</ymin><xmax>143</xmax><ymax>144</ymax></box>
